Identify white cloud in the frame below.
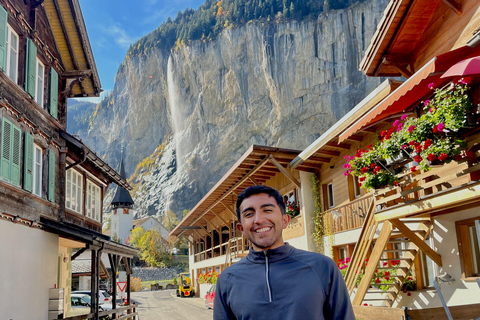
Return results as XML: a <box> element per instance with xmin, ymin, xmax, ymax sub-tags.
<box><xmin>102</xmin><ymin>24</ymin><xmax>135</xmax><ymax>48</ymax></box>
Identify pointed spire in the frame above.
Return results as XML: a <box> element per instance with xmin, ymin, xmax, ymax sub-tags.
<box><xmin>111</xmin><ymin>151</ymin><xmax>134</xmax><ymax>209</ymax></box>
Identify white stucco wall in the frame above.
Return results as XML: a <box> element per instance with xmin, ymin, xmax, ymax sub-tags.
<box><xmin>111</xmin><ymin>208</ymin><xmax>134</xmax><ymax>243</ymax></box>
<box><xmin>0</xmin><ymin>221</ymin><xmax>58</xmax><ymax>320</ymax></box>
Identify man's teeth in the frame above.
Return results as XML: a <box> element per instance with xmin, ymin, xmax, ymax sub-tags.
<box><xmin>255</xmin><ymin>227</ymin><xmax>271</xmax><ymax>233</ymax></box>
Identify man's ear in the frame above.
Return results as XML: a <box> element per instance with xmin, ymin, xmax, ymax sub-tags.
<box><xmin>282</xmin><ymin>213</ymin><xmax>291</xmax><ymax>229</ymax></box>
<box><xmin>236</xmin><ymin>222</ymin><xmax>244</xmax><ymax>233</ymax></box>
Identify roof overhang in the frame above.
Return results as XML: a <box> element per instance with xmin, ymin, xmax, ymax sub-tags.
<box><xmin>290</xmin><ymin>79</ymin><xmax>401</xmax><ymax>169</ymax></box>
<box><xmin>340</xmin><ymin>44</ymin><xmax>480</xmax><ymax>141</ymax></box>
<box><xmin>61</xmin><ymin>131</ymin><xmax>132</xmax><ymax>190</ymax></box>
<box><xmin>42</xmin><ymin>0</ymin><xmax>101</xmax><ymax>97</ymax></box>
<box><xmin>360</xmin><ymin>0</ymin><xmax>442</xmax><ymax>77</ymax></box>
<box><xmin>170</xmin><ymin>145</ymin><xmax>323</xmax><ymax>238</ymax></box>
<box><xmin>41</xmin><ymin>217</ymin><xmax>139</xmax><ymax>257</ymax></box>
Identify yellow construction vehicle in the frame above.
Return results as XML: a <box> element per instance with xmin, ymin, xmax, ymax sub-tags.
<box><xmin>176</xmin><ymin>272</ymin><xmax>195</xmax><ymax>297</ymax></box>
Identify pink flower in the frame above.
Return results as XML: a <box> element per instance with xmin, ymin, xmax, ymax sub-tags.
<box><xmin>397</xmin><ymin>123</ymin><xmax>403</xmax><ymax>132</ymax></box>
<box><xmin>437</xmin><ymin>122</ymin><xmax>444</xmax><ymax>132</ymax></box>
<box><xmin>393</xmin><ymin>120</ymin><xmax>400</xmax><ymax>127</ymax></box>
<box><xmin>408</xmin><ymin>125</ymin><xmax>415</xmax><ymax>134</ymax></box>
<box><xmin>346</xmin><ymin>257</ymin><xmax>351</xmax><ymax>263</ymax></box>
<box><xmin>424</xmin><ymin>100</ymin><xmax>430</xmax><ymax>106</ymax></box>
<box><xmin>461</xmin><ymin>76</ymin><xmax>471</xmax><ymax>84</ymax></box>
<box><xmin>343</xmin><ymin>171</ymin><xmax>348</xmax><ymax>176</ymax></box>
<box><xmin>428</xmin><ymin>83</ymin><xmax>434</xmax><ymax>90</ymax></box>
<box><xmin>401</xmin><ymin>114</ymin><xmax>408</xmax><ymax>120</ymax></box>
<box><xmin>344</xmin><ymin>155</ymin><xmax>348</xmax><ymax>160</ymax></box>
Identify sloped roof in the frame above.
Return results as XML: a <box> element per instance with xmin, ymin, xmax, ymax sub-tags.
<box><xmin>112</xmin><ymin>158</ymin><xmax>134</xmax><ymax>206</ymax></box>
<box><xmin>71</xmin><ymin>250</ymin><xmax>109</xmax><ymax>279</ymax></box>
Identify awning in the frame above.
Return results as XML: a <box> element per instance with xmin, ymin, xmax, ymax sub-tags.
<box><xmin>339</xmin><ymin>45</ymin><xmax>480</xmax><ymax>142</ymax></box>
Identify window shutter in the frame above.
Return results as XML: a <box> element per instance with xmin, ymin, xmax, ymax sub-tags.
<box><xmin>0</xmin><ymin>6</ymin><xmax>7</xmax><ymax>71</ymax></box>
<box><xmin>48</xmin><ymin>149</ymin><xmax>55</xmax><ymax>202</ymax></box>
<box><xmin>11</xmin><ymin>123</ymin><xmax>21</xmax><ymax>186</ymax></box>
<box><xmin>25</xmin><ymin>38</ymin><xmax>36</xmax><ymax>98</ymax></box>
<box><xmin>23</xmin><ymin>132</ymin><xmax>33</xmax><ymax>191</ymax></box>
<box><xmin>1</xmin><ymin>118</ymin><xmax>11</xmax><ymax>181</ymax></box>
<box><xmin>50</xmin><ymin>68</ymin><xmax>58</xmax><ymax>119</ymax></box>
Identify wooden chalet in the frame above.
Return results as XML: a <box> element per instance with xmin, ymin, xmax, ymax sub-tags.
<box><xmin>291</xmin><ymin>0</ymin><xmax>480</xmax><ymax>318</ymax></box>
<box><xmin>170</xmin><ymin>145</ymin><xmax>323</xmax><ymax>298</ymax></box>
<box><xmin>0</xmin><ymin>0</ymin><xmax>137</xmax><ymax>319</ymax></box>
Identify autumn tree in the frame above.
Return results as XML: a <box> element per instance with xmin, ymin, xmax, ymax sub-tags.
<box><xmin>163</xmin><ymin>210</ymin><xmax>179</xmax><ymax>232</ymax></box>
<box><xmin>128</xmin><ymin>227</ymin><xmax>172</xmax><ymax>267</ymax></box>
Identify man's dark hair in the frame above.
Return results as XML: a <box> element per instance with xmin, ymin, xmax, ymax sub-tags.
<box><xmin>236</xmin><ymin>185</ymin><xmax>286</xmax><ymax>221</ymax></box>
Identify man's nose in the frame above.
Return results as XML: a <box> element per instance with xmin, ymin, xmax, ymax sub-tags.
<box><xmin>253</xmin><ymin>211</ymin><xmax>267</xmax><ymax>224</ymax></box>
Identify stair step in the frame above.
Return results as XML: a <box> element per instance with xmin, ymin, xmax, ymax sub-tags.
<box><xmin>379</xmin><ymin>258</ymin><xmax>412</xmax><ymax>261</ymax></box>
<box><xmin>376</xmin><ymin>267</ymin><xmax>409</xmax><ymax>271</ymax></box>
<box><xmin>365</xmin><ymin>290</ymin><xmax>397</xmax><ymax>295</ymax></box>
<box><xmin>384</xmin><ymin>249</ymin><xmax>417</xmax><ymax>253</ymax></box>
<box><xmin>362</xmin><ymin>298</ymin><xmax>393</xmax><ymax>301</ymax></box>
<box><xmin>398</xmin><ymin>219</ymin><xmax>431</xmax><ymax>223</ymax></box>
<box><xmin>370</xmin><ymin>283</ymin><xmax>400</xmax><ymax>287</ymax></box>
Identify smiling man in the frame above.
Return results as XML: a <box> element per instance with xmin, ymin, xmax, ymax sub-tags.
<box><xmin>213</xmin><ymin>185</ymin><xmax>355</xmax><ymax>320</ymax></box>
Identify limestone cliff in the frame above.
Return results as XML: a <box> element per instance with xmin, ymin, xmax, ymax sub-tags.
<box><xmin>75</xmin><ymin>0</ymin><xmax>389</xmax><ymax>219</ymax></box>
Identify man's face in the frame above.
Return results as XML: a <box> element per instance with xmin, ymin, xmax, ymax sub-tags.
<box><xmin>237</xmin><ymin>193</ymin><xmax>290</xmax><ymax>251</ymax></box>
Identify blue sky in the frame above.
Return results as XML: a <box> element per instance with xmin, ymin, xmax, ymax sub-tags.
<box><xmin>79</xmin><ymin>0</ymin><xmax>205</xmax><ymax>102</ymax></box>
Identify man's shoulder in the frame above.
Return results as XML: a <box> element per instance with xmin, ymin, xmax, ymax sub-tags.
<box><xmin>218</xmin><ymin>257</ymin><xmax>250</xmax><ymax>280</ymax></box>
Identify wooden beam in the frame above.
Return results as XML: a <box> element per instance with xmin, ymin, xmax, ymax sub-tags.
<box><xmin>211</xmin><ymin>210</ymin><xmax>231</xmax><ymax>229</ymax></box>
<box><xmin>326</xmin><ymin>142</ymin><xmax>351</xmax><ymax>150</ymax></box>
<box><xmin>249</xmin><ymin>177</ymin><xmax>259</xmax><ymax>185</ymax></box>
<box><xmin>268</xmin><ymin>155</ymin><xmax>301</xmax><ymax>189</ymax></box>
<box><xmin>219</xmin><ymin>202</ymin><xmax>237</xmax><ymax>221</ymax></box>
<box><xmin>391</xmin><ymin>219</ymin><xmax>442</xmax><ymax>266</ymax></box>
<box><xmin>442</xmin><ymin>0</ymin><xmax>461</xmax><ymax>15</ymax></box>
<box><xmin>346</xmin><ymin>135</ymin><xmax>363</xmax><ymax>142</ymax></box>
<box><xmin>202</xmin><ymin>217</ymin><xmax>216</xmax><ymax>231</ymax></box>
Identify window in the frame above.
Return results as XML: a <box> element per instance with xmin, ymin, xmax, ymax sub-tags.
<box><xmin>32</xmin><ymin>144</ymin><xmax>42</xmax><ymax>196</ymax></box>
<box><xmin>353</xmin><ymin>176</ymin><xmax>361</xmax><ymax>198</ymax></box>
<box><xmin>35</xmin><ymin>59</ymin><xmax>44</xmax><ymax>107</ymax></box>
<box><xmin>1</xmin><ymin>118</ymin><xmax>21</xmax><ymax>186</ymax></box>
<box><xmin>5</xmin><ymin>26</ymin><xmax>18</xmax><ymax>83</ymax></box>
<box><xmin>86</xmin><ymin>180</ymin><xmax>101</xmax><ymax>222</ymax></box>
<box><xmin>327</xmin><ymin>183</ymin><xmax>335</xmax><ymax>208</ymax></box>
<box><xmin>66</xmin><ymin>169</ymin><xmax>83</xmax><ymax>213</ymax></box>
<box><xmin>456</xmin><ymin>218</ymin><xmax>480</xmax><ymax>278</ymax></box>
<box><xmin>283</xmin><ymin>189</ymin><xmax>300</xmax><ymax>208</ymax></box>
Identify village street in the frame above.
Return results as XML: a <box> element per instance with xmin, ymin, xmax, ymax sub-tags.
<box><xmin>132</xmin><ymin>290</ymin><xmax>213</xmax><ymax>320</ymax></box>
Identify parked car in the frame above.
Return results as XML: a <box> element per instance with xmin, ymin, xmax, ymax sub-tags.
<box><xmin>72</xmin><ymin>290</ymin><xmax>112</xmax><ymax>303</ymax></box>
<box><xmin>204</xmin><ymin>284</ymin><xmax>216</xmax><ymax>309</ymax></box>
<box><xmin>70</xmin><ymin>293</ymin><xmax>110</xmax><ymax>320</ymax></box>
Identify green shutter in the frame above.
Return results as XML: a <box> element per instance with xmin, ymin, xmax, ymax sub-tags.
<box><xmin>1</xmin><ymin>118</ymin><xmax>11</xmax><ymax>181</ymax></box>
<box><xmin>25</xmin><ymin>38</ymin><xmax>36</xmax><ymax>98</ymax></box>
<box><xmin>0</xmin><ymin>6</ymin><xmax>7</xmax><ymax>71</ymax></box>
<box><xmin>23</xmin><ymin>132</ymin><xmax>33</xmax><ymax>192</ymax></box>
<box><xmin>11</xmin><ymin>123</ymin><xmax>21</xmax><ymax>186</ymax></box>
<box><xmin>48</xmin><ymin>149</ymin><xmax>55</xmax><ymax>202</ymax></box>
<box><xmin>50</xmin><ymin>68</ymin><xmax>58</xmax><ymax>119</ymax></box>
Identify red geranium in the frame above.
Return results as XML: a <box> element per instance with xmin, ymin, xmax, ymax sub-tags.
<box><xmin>438</xmin><ymin>153</ymin><xmax>448</xmax><ymax>161</ymax></box>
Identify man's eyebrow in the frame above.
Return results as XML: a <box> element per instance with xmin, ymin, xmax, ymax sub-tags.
<box><xmin>241</xmin><ymin>203</ymin><xmax>276</xmax><ymax>215</ymax></box>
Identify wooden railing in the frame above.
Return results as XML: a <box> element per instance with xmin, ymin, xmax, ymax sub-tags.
<box><xmin>194</xmin><ymin>236</ymin><xmax>249</xmax><ymax>263</ymax></box>
<box><xmin>324</xmin><ymin>195</ymin><xmax>373</xmax><ymax>234</ymax></box>
<box><xmin>62</xmin><ymin>303</ymin><xmax>138</xmax><ymax>320</ymax></box>
<box><xmin>374</xmin><ymin>154</ymin><xmax>480</xmax><ymax>211</ymax></box>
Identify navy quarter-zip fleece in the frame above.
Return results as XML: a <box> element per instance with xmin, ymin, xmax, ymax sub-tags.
<box><xmin>214</xmin><ymin>243</ymin><xmax>355</xmax><ymax>320</ymax></box>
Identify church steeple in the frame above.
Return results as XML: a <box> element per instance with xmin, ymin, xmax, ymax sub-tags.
<box><xmin>111</xmin><ymin>153</ymin><xmax>134</xmax><ymax>210</ymax></box>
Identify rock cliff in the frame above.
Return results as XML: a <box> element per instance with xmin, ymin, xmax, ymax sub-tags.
<box><xmin>74</xmin><ymin>0</ymin><xmax>389</xmax><ymax>219</ymax></box>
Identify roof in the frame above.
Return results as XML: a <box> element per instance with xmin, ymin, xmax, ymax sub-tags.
<box><xmin>360</xmin><ymin>0</ymin><xmax>442</xmax><ymax>76</ymax></box>
<box><xmin>340</xmin><ymin>44</ymin><xmax>480</xmax><ymax>141</ymax></box>
<box><xmin>170</xmin><ymin>145</ymin><xmax>323</xmax><ymax>238</ymax></box>
<box><xmin>43</xmin><ymin>0</ymin><xmax>101</xmax><ymax>97</ymax></box>
<box><xmin>61</xmin><ymin>131</ymin><xmax>132</xmax><ymax>190</ymax></box>
<box><xmin>290</xmin><ymin>79</ymin><xmax>401</xmax><ymax>169</ymax></box>
<box><xmin>132</xmin><ymin>217</ymin><xmax>153</xmax><ymax>227</ymax></box>
<box><xmin>71</xmin><ymin>250</ymin><xmax>108</xmax><ymax>279</ymax></box>
<box><xmin>112</xmin><ymin>158</ymin><xmax>134</xmax><ymax>207</ymax></box>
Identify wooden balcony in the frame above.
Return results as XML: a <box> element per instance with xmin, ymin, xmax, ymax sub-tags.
<box><xmin>324</xmin><ymin>195</ymin><xmax>373</xmax><ymax>234</ymax></box>
<box><xmin>373</xmin><ymin>146</ymin><xmax>480</xmax><ymax>221</ymax></box>
<box><xmin>194</xmin><ymin>236</ymin><xmax>250</xmax><ymax>263</ymax></box>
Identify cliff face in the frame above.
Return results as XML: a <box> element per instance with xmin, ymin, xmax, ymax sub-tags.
<box><xmin>76</xmin><ymin>0</ymin><xmax>388</xmax><ymax>218</ymax></box>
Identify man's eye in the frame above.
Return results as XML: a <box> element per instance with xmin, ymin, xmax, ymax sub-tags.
<box><xmin>244</xmin><ymin>212</ymin><xmax>253</xmax><ymax>218</ymax></box>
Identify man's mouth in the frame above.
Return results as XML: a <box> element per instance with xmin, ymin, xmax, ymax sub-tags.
<box><xmin>255</xmin><ymin>227</ymin><xmax>272</xmax><ymax>233</ymax></box>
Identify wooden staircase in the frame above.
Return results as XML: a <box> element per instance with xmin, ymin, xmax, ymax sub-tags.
<box><xmin>224</xmin><ymin>238</ymin><xmax>248</xmax><ymax>269</ymax></box>
<box><xmin>345</xmin><ymin>204</ymin><xmax>442</xmax><ymax>307</ymax></box>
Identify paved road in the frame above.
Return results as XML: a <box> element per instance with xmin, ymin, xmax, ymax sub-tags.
<box><xmin>131</xmin><ymin>290</ymin><xmax>213</xmax><ymax>320</ymax></box>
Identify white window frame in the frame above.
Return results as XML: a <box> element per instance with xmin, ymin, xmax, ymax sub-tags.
<box><xmin>32</xmin><ymin>144</ymin><xmax>42</xmax><ymax>196</ymax></box>
<box><xmin>35</xmin><ymin>58</ymin><xmax>44</xmax><ymax>107</ymax></box>
<box><xmin>5</xmin><ymin>25</ymin><xmax>18</xmax><ymax>83</ymax></box>
<box><xmin>86</xmin><ymin>180</ymin><xmax>101</xmax><ymax>222</ymax></box>
<box><xmin>327</xmin><ymin>183</ymin><xmax>335</xmax><ymax>208</ymax></box>
<box><xmin>66</xmin><ymin>168</ymin><xmax>83</xmax><ymax>213</ymax></box>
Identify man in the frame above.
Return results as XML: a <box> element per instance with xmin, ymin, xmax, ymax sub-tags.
<box><xmin>214</xmin><ymin>185</ymin><xmax>355</xmax><ymax>320</ymax></box>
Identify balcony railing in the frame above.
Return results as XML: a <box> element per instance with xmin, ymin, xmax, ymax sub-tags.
<box><xmin>194</xmin><ymin>236</ymin><xmax>249</xmax><ymax>263</ymax></box>
<box><xmin>373</xmin><ymin>152</ymin><xmax>480</xmax><ymax>212</ymax></box>
<box><xmin>324</xmin><ymin>195</ymin><xmax>373</xmax><ymax>234</ymax></box>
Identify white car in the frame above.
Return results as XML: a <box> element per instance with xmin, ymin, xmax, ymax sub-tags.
<box><xmin>72</xmin><ymin>290</ymin><xmax>112</xmax><ymax>304</ymax></box>
<box><xmin>70</xmin><ymin>293</ymin><xmax>110</xmax><ymax>320</ymax></box>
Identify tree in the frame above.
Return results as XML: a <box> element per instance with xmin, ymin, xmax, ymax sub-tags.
<box><xmin>139</xmin><ymin>229</ymin><xmax>171</xmax><ymax>267</ymax></box>
<box><xmin>163</xmin><ymin>210</ymin><xmax>179</xmax><ymax>231</ymax></box>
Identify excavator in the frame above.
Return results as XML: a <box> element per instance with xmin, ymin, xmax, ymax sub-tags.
<box><xmin>176</xmin><ymin>272</ymin><xmax>195</xmax><ymax>297</ymax></box>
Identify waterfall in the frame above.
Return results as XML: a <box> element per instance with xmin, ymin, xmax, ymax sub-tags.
<box><xmin>167</xmin><ymin>55</ymin><xmax>186</xmax><ymax>170</ymax></box>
